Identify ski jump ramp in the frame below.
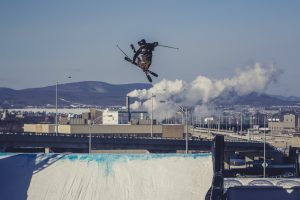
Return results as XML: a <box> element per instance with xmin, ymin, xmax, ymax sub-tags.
<box><xmin>0</xmin><ymin>153</ymin><xmax>212</xmax><ymax>200</ymax></box>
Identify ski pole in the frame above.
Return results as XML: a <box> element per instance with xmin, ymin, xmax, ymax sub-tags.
<box><xmin>117</xmin><ymin>45</ymin><xmax>130</xmax><ymax>58</ymax></box>
<box><xmin>158</xmin><ymin>44</ymin><xmax>179</xmax><ymax>50</ymax></box>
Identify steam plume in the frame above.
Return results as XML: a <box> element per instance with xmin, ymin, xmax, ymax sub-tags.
<box><xmin>127</xmin><ymin>63</ymin><xmax>282</xmax><ymax>119</ymax></box>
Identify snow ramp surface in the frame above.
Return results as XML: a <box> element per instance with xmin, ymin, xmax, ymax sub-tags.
<box><xmin>0</xmin><ymin>153</ymin><xmax>212</xmax><ymax>200</ymax></box>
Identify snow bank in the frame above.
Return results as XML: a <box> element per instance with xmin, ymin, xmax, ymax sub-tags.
<box><xmin>0</xmin><ymin>153</ymin><xmax>212</xmax><ymax>200</ymax></box>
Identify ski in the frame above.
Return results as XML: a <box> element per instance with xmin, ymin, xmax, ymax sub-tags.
<box><xmin>146</xmin><ymin>74</ymin><xmax>152</xmax><ymax>82</ymax></box>
<box><xmin>124</xmin><ymin>56</ymin><xmax>132</xmax><ymax>63</ymax></box>
<box><xmin>124</xmin><ymin>57</ymin><xmax>158</xmax><ymax>78</ymax></box>
<box><xmin>148</xmin><ymin>71</ymin><xmax>158</xmax><ymax>77</ymax></box>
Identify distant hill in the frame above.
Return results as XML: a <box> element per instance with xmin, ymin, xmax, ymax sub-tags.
<box><xmin>211</xmin><ymin>91</ymin><xmax>300</xmax><ymax>106</ymax></box>
<box><xmin>0</xmin><ymin>81</ymin><xmax>151</xmax><ymax>108</ymax></box>
<box><xmin>268</xmin><ymin>94</ymin><xmax>300</xmax><ymax>102</ymax></box>
<box><xmin>0</xmin><ymin>81</ymin><xmax>299</xmax><ymax>108</ymax></box>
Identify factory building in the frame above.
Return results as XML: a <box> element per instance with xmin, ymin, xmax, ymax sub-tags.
<box><xmin>59</xmin><ymin>107</ymin><xmax>147</xmax><ymax>125</ymax></box>
<box><xmin>268</xmin><ymin>114</ymin><xmax>300</xmax><ymax>134</ymax></box>
<box><xmin>0</xmin><ymin>110</ymin><xmax>8</xmax><ymax>120</ymax></box>
<box><xmin>102</xmin><ymin>109</ymin><xmax>148</xmax><ymax>125</ymax></box>
<box><xmin>23</xmin><ymin>124</ymin><xmax>185</xmax><ymax>138</ymax></box>
<box><xmin>23</xmin><ymin>96</ymin><xmax>187</xmax><ymax>138</ymax></box>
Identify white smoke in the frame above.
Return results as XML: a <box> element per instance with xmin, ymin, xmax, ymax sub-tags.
<box><xmin>127</xmin><ymin>63</ymin><xmax>282</xmax><ymax>120</ymax></box>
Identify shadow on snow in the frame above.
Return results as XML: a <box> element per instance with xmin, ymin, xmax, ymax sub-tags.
<box><xmin>0</xmin><ymin>154</ymin><xmax>65</xmax><ymax>200</ymax></box>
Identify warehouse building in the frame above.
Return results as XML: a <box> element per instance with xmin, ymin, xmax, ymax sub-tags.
<box><xmin>23</xmin><ymin>124</ymin><xmax>186</xmax><ymax>138</ymax></box>
<box><xmin>268</xmin><ymin>114</ymin><xmax>300</xmax><ymax>134</ymax></box>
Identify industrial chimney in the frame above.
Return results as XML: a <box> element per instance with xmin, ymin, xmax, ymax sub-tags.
<box><xmin>126</xmin><ymin>96</ymin><xmax>131</xmax><ymax>122</ymax></box>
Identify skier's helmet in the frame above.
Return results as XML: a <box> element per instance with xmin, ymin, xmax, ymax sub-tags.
<box><xmin>138</xmin><ymin>39</ymin><xmax>146</xmax><ymax>46</ymax></box>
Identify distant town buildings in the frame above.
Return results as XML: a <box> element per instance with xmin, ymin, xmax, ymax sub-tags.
<box><xmin>2</xmin><ymin>103</ymin><xmax>300</xmax><ymax>137</ymax></box>
<box><xmin>23</xmin><ymin>106</ymin><xmax>186</xmax><ymax>138</ymax></box>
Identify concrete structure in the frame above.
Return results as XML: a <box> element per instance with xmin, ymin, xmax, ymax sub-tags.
<box><xmin>81</xmin><ymin>108</ymin><xmax>103</xmax><ymax>124</ymax></box>
<box><xmin>24</xmin><ymin>124</ymin><xmax>184</xmax><ymax>138</ymax></box>
<box><xmin>224</xmin><ymin>178</ymin><xmax>300</xmax><ymax>200</ymax></box>
<box><xmin>60</xmin><ymin>117</ymin><xmax>86</xmax><ymax>125</ymax></box>
<box><xmin>63</xmin><ymin>108</ymin><xmax>147</xmax><ymax>125</ymax></box>
<box><xmin>24</xmin><ymin>124</ymin><xmax>56</xmax><ymax>134</ymax></box>
<box><xmin>90</xmin><ymin>108</ymin><xmax>102</xmax><ymax>123</ymax></box>
<box><xmin>0</xmin><ymin>132</ymin><xmax>268</xmax><ymax>153</ymax></box>
<box><xmin>102</xmin><ymin>109</ymin><xmax>148</xmax><ymax>125</ymax></box>
<box><xmin>268</xmin><ymin>114</ymin><xmax>300</xmax><ymax>134</ymax></box>
<box><xmin>82</xmin><ymin>111</ymin><xmax>90</xmax><ymax>121</ymax></box>
<box><xmin>69</xmin><ymin>118</ymin><xmax>86</xmax><ymax>125</ymax></box>
<box><xmin>0</xmin><ymin>110</ymin><xmax>7</xmax><ymax>120</ymax></box>
<box><xmin>291</xmin><ymin>136</ymin><xmax>300</xmax><ymax>148</ymax></box>
<box><xmin>102</xmin><ymin>109</ymin><xmax>127</xmax><ymax>125</ymax></box>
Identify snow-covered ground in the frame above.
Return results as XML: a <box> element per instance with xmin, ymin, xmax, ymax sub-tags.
<box><xmin>8</xmin><ymin>108</ymin><xmax>90</xmax><ymax>115</ymax></box>
<box><xmin>0</xmin><ymin>153</ymin><xmax>212</xmax><ymax>200</ymax></box>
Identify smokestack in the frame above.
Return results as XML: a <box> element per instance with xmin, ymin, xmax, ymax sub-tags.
<box><xmin>126</xmin><ymin>96</ymin><xmax>131</xmax><ymax>122</ymax></box>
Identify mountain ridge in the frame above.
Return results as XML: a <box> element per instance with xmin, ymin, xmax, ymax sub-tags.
<box><xmin>0</xmin><ymin>81</ymin><xmax>299</xmax><ymax>108</ymax></box>
<box><xmin>0</xmin><ymin>81</ymin><xmax>152</xmax><ymax>108</ymax></box>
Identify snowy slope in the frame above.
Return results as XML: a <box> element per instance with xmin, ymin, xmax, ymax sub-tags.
<box><xmin>0</xmin><ymin>153</ymin><xmax>212</xmax><ymax>200</ymax></box>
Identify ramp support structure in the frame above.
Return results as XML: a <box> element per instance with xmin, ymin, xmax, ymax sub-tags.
<box><xmin>210</xmin><ymin>135</ymin><xmax>224</xmax><ymax>200</ymax></box>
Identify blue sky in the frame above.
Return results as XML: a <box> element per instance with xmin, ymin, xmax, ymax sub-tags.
<box><xmin>0</xmin><ymin>1</ymin><xmax>299</xmax><ymax>96</ymax></box>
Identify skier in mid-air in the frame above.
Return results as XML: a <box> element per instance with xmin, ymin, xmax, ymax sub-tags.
<box><xmin>117</xmin><ymin>39</ymin><xmax>178</xmax><ymax>82</ymax></box>
<box><xmin>130</xmin><ymin>39</ymin><xmax>159</xmax><ymax>73</ymax></box>
<box><xmin>123</xmin><ymin>39</ymin><xmax>159</xmax><ymax>82</ymax></box>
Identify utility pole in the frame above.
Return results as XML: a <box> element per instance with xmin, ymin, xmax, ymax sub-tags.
<box><xmin>263</xmin><ymin>116</ymin><xmax>266</xmax><ymax>178</ymax></box>
<box><xmin>54</xmin><ymin>77</ymin><xmax>72</xmax><ymax>136</ymax></box>
<box><xmin>218</xmin><ymin>114</ymin><xmax>221</xmax><ymax>132</ymax></box>
<box><xmin>89</xmin><ymin>115</ymin><xmax>102</xmax><ymax>154</ymax></box>
<box><xmin>151</xmin><ymin>94</ymin><xmax>155</xmax><ymax>137</ymax></box>
<box><xmin>55</xmin><ymin>81</ymin><xmax>58</xmax><ymax>136</ymax></box>
<box><xmin>208</xmin><ymin>119</ymin><xmax>211</xmax><ymax>140</ymax></box>
<box><xmin>240</xmin><ymin>114</ymin><xmax>243</xmax><ymax>133</ymax></box>
<box><xmin>89</xmin><ymin>122</ymin><xmax>92</xmax><ymax>154</ymax></box>
<box><xmin>270</xmin><ymin>114</ymin><xmax>273</xmax><ymax>136</ymax></box>
<box><xmin>185</xmin><ymin>107</ymin><xmax>188</xmax><ymax>154</ymax></box>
